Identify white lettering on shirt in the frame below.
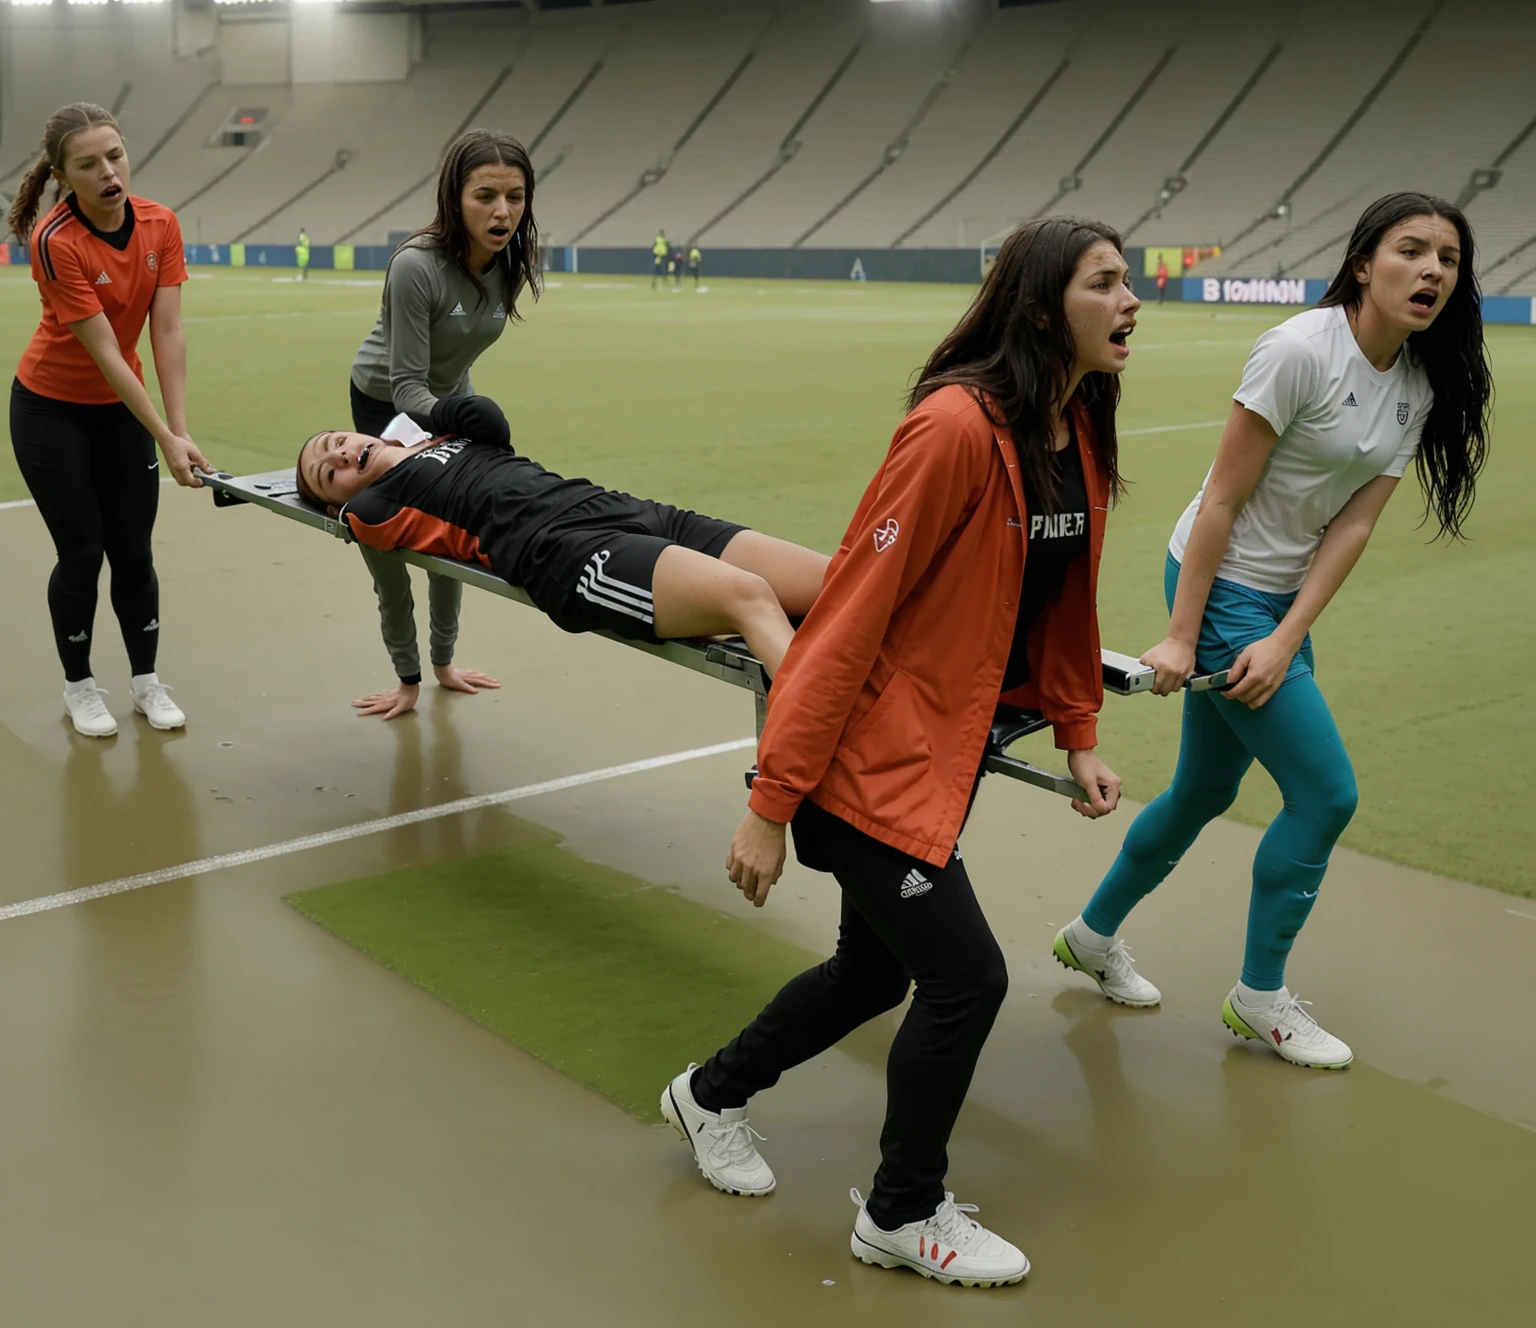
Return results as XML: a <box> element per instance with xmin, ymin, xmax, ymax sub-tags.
<box><xmin>1029</xmin><ymin>512</ymin><xmax>1086</xmax><ymax>540</ymax></box>
<box><xmin>420</xmin><ymin>440</ymin><xmax>468</xmax><ymax>466</ymax></box>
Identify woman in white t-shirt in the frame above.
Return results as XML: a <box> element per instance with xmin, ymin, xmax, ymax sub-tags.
<box><xmin>1052</xmin><ymin>192</ymin><xmax>1491</xmax><ymax>1068</ymax></box>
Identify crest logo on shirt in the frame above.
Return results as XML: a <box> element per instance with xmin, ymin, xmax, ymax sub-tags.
<box><xmin>94</xmin><ymin>271</ymin><xmax>112</xmax><ymax>286</ymax></box>
<box><xmin>872</xmin><ymin>518</ymin><xmax>900</xmax><ymax>553</ymax></box>
<box><xmin>147</xmin><ymin>252</ymin><xmax>157</xmax><ymax>272</ymax></box>
<box><xmin>1396</xmin><ymin>401</ymin><xmax>1410</xmax><ymax>425</ymax></box>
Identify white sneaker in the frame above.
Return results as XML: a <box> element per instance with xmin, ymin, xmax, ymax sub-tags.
<box><xmin>660</xmin><ymin>1065</ymin><xmax>775</xmax><ymax>1197</ymax></box>
<box><xmin>1222</xmin><ymin>986</ymin><xmax>1353</xmax><ymax>1069</ymax></box>
<box><xmin>1053</xmin><ymin>919</ymin><xmax>1161</xmax><ymax>1007</ymax></box>
<box><xmin>131</xmin><ymin>674</ymin><xmax>186</xmax><ymax>730</ymax></box>
<box><xmin>63</xmin><ymin>680</ymin><xmax>117</xmax><ymax>738</ymax></box>
<box><xmin>850</xmin><ymin>1188</ymin><xmax>1028</xmax><ymax>1287</ymax></box>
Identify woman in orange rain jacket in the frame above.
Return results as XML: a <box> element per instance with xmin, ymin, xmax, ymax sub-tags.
<box><xmin>658</xmin><ymin>218</ymin><xmax>1142</xmax><ymax>1287</ymax></box>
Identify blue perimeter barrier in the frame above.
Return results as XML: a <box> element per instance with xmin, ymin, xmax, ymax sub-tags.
<box><xmin>1177</xmin><ymin>276</ymin><xmax>1534</xmax><ymax>324</ymax></box>
<box><xmin>4</xmin><ymin>238</ymin><xmax>1532</xmax><ymax>324</ymax></box>
<box><xmin>181</xmin><ymin>243</ymin><xmax>393</xmax><ymax>270</ymax></box>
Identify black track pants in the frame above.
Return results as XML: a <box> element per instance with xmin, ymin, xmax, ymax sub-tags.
<box><xmin>693</xmin><ymin>799</ymin><xmax>1008</xmax><ymax>1230</ymax></box>
<box><xmin>10</xmin><ymin>379</ymin><xmax>161</xmax><ymax>681</ymax></box>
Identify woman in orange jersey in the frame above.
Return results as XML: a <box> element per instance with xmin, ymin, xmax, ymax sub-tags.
<box><xmin>8</xmin><ymin>103</ymin><xmax>209</xmax><ymax>738</ymax></box>
<box><xmin>659</xmin><ymin>219</ymin><xmax>1141</xmax><ymax>1287</ymax></box>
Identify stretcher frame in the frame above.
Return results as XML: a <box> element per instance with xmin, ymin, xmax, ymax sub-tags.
<box><xmin>203</xmin><ymin>468</ymin><xmax>1199</xmax><ymax>802</ymax></box>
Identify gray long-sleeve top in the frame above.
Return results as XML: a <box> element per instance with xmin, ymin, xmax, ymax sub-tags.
<box><xmin>349</xmin><ymin>238</ymin><xmax>513</xmax><ymax>684</ymax></box>
<box><xmin>350</xmin><ymin>239</ymin><xmax>512</xmax><ymax>419</ymax></box>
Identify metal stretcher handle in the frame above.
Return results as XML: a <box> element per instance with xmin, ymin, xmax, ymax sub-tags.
<box><xmin>744</xmin><ymin>704</ymin><xmax>1087</xmax><ymax>801</ymax></box>
<box><xmin>1101</xmin><ymin>647</ymin><xmax>1228</xmax><ymax>694</ymax></box>
<box><xmin>197</xmin><ymin>470</ymin><xmax>248</xmax><ymax>509</ymax></box>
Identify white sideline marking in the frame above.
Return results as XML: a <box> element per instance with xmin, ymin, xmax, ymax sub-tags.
<box><xmin>1507</xmin><ymin>909</ymin><xmax>1536</xmax><ymax>923</ymax></box>
<box><xmin>0</xmin><ymin>419</ymin><xmax>1231</xmax><ymax>517</ymax></box>
<box><xmin>3</xmin><ymin>475</ymin><xmax>201</xmax><ymax>514</ymax></box>
<box><xmin>0</xmin><ymin>737</ymin><xmax>756</xmax><ymax>924</ymax></box>
<box><xmin>1120</xmin><ymin>420</ymin><xmax>1227</xmax><ymax>436</ymax></box>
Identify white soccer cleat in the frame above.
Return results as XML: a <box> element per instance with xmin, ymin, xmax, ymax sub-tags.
<box><xmin>660</xmin><ymin>1065</ymin><xmax>776</xmax><ymax>1197</ymax></box>
<box><xmin>849</xmin><ymin>1188</ymin><xmax>1029</xmax><ymax>1287</ymax></box>
<box><xmin>131</xmin><ymin>675</ymin><xmax>186</xmax><ymax>731</ymax></box>
<box><xmin>1053</xmin><ymin>920</ymin><xmax>1161</xmax><ymax>1007</ymax></box>
<box><xmin>1222</xmin><ymin>987</ymin><xmax>1353</xmax><ymax>1069</ymax></box>
<box><xmin>64</xmin><ymin>680</ymin><xmax>117</xmax><ymax>738</ymax></box>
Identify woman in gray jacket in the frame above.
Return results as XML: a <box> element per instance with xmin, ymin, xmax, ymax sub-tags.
<box><xmin>347</xmin><ymin>129</ymin><xmax>540</xmax><ymax>718</ymax></box>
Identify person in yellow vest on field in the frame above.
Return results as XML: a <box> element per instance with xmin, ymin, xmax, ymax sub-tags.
<box><xmin>688</xmin><ymin>245</ymin><xmax>702</xmax><ymax>287</ymax></box>
<box><xmin>296</xmin><ymin>227</ymin><xmax>310</xmax><ymax>282</ymax></box>
<box><xmin>652</xmin><ymin>229</ymin><xmax>668</xmax><ymax>289</ymax></box>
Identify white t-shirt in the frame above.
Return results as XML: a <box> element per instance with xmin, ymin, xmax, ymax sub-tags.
<box><xmin>1169</xmin><ymin>304</ymin><xmax>1432</xmax><ymax>594</ymax></box>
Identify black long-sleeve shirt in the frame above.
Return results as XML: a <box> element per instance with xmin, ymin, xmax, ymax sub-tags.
<box><xmin>338</xmin><ymin>396</ymin><xmax>600</xmax><ymax>581</ymax></box>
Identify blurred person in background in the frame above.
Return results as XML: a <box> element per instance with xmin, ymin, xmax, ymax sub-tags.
<box><xmin>652</xmin><ymin>228</ymin><xmax>668</xmax><ymax>289</ymax></box>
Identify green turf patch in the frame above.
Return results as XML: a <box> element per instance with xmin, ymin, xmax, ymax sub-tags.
<box><xmin>285</xmin><ymin>820</ymin><xmax>817</xmax><ymax>1121</ymax></box>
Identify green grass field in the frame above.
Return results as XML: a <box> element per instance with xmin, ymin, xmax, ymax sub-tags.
<box><xmin>2</xmin><ymin>267</ymin><xmax>1532</xmax><ymax>897</ymax></box>
<box><xmin>288</xmin><ymin>816</ymin><xmax>820</xmax><ymax>1121</ymax></box>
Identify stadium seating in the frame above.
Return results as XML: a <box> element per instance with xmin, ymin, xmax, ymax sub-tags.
<box><xmin>2</xmin><ymin>0</ymin><xmax>1533</xmax><ymax>293</ymax></box>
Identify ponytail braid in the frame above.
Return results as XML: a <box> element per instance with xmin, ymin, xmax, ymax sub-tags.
<box><xmin>7</xmin><ymin>155</ymin><xmax>57</xmax><ymax>242</ymax></box>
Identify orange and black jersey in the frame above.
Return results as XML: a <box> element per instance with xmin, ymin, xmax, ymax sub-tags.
<box><xmin>339</xmin><ymin>397</ymin><xmax>602</xmax><ymax>580</ymax></box>
<box><xmin>18</xmin><ymin>194</ymin><xmax>187</xmax><ymax>405</ymax></box>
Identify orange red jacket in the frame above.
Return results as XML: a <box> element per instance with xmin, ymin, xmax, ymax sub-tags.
<box><xmin>747</xmin><ymin>384</ymin><xmax>1110</xmax><ymax>867</ymax></box>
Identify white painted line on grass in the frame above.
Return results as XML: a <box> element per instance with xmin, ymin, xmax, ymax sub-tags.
<box><xmin>0</xmin><ymin>736</ymin><xmax>756</xmax><ymax>924</ymax></box>
<box><xmin>1120</xmin><ymin>420</ymin><xmax>1227</xmax><ymax>436</ymax></box>
<box><xmin>3</xmin><ymin>475</ymin><xmax>208</xmax><ymax>515</ymax></box>
<box><xmin>1506</xmin><ymin>909</ymin><xmax>1536</xmax><ymax>923</ymax></box>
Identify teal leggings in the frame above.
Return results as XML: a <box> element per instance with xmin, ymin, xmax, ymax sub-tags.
<box><xmin>1082</xmin><ymin>557</ymin><xmax>1358</xmax><ymax>989</ymax></box>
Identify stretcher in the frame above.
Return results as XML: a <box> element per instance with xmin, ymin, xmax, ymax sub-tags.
<box><xmin>203</xmin><ymin>468</ymin><xmax>1224</xmax><ymax>802</ymax></box>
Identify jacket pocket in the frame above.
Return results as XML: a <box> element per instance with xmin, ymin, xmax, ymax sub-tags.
<box><xmin>837</xmin><ymin>668</ymin><xmax>933</xmax><ymax>794</ymax></box>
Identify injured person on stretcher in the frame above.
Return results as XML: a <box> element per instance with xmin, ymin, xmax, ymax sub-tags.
<box><xmin>295</xmin><ymin>395</ymin><xmax>828</xmax><ymax>677</ymax></box>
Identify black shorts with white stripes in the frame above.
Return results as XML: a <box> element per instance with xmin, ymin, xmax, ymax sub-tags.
<box><xmin>514</xmin><ymin>489</ymin><xmax>746</xmax><ymax>643</ymax></box>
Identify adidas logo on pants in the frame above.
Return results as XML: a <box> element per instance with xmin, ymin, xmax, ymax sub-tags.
<box><xmin>900</xmin><ymin>868</ymin><xmax>932</xmax><ymax>899</ymax></box>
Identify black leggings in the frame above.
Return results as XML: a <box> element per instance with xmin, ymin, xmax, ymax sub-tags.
<box><xmin>693</xmin><ymin>798</ymin><xmax>1008</xmax><ymax>1230</ymax></box>
<box><xmin>10</xmin><ymin>379</ymin><xmax>161</xmax><ymax>681</ymax></box>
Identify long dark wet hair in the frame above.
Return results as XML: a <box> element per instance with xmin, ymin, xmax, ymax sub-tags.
<box><xmin>400</xmin><ymin>129</ymin><xmax>541</xmax><ymax>312</ymax></box>
<box><xmin>1318</xmin><ymin>192</ymin><xmax>1490</xmax><ymax>539</ymax></box>
<box><xmin>910</xmin><ymin>217</ymin><xmax>1126</xmax><ymax>512</ymax></box>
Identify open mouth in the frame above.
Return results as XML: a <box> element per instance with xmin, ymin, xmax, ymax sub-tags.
<box><xmin>1409</xmin><ymin>291</ymin><xmax>1437</xmax><ymax>310</ymax></box>
<box><xmin>357</xmin><ymin>443</ymin><xmax>373</xmax><ymax>473</ymax></box>
<box><xmin>487</xmin><ymin>225</ymin><xmax>511</xmax><ymax>242</ymax></box>
<box><xmin>101</xmin><ymin>184</ymin><xmax>122</xmax><ymax>200</ymax></box>
<box><xmin>1108</xmin><ymin>324</ymin><xmax>1135</xmax><ymax>347</ymax></box>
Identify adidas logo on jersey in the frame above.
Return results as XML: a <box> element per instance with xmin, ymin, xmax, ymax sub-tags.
<box><xmin>94</xmin><ymin>271</ymin><xmax>112</xmax><ymax>285</ymax></box>
<box><xmin>1342</xmin><ymin>391</ymin><xmax>1358</xmax><ymax>407</ymax></box>
<box><xmin>449</xmin><ymin>302</ymin><xmax>466</xmax><ymax>316</ymax></box>
<box><xmin>493</xmin><ymin>303</ymin><xmax>506</xmax><ymax>319</ymax></box>
<box><xmin>899</xmin><ymin>868</ymin><xmax>933</xmax><ymax>899</ymax></box>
